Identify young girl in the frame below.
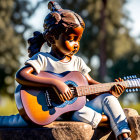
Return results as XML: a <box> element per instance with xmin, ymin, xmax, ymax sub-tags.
<box><xmin>0</xmin><ymin>1</ymin><xmax>131</xmax><ymax>140</ymax></box>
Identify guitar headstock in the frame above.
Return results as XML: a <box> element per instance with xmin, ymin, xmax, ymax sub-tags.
<box><xmin>124</xmin><ymin>75</ymin><xmax>140</xmax><ymax>93</ymax></box>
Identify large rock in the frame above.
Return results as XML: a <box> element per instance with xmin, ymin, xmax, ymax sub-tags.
<box><xmin>124</xmin><ymin>108</ymin><xmax>139</xmax><ymax>116</ymax></box>
<box><xmin>124</xmin><ymin>108</ymin><xmax>140</xmax><ymax>140</ymax></box>
<box><xmin>0</xmin><ymin>121</ymin><xmax>94</xmax><ymax>140</ymax></box>
<box><xmin>128</xmin><ymin>116</ymin><xmax>140</xmax><ymax>140</ymax></box>
<box><xmin>0</xmin><ymin>108</ymin><xmax>139</xmax><ymax>140</ymax></box>
<box><xmin>46</xmin><ymin>121</ymin><xmax>94</xmax><ymax>140</ymax></box>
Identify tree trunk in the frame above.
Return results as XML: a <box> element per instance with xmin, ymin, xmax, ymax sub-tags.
<box><xmin>99</xmin><ymin>0</ymin><xmax>107</xmax><ymax>82</ymax></box>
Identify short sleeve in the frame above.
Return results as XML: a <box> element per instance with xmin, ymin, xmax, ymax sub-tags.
<box><xmin>78</xmin><ymin>57</ymin><xmax>91</xmax><ymax>75</ymax></box>
<box><xmin>25</xmin><ymin>53</ymin><xmax>46</xmax><ymax>74</ymax></box>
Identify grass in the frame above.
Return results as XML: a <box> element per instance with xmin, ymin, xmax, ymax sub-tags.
<box><xmin>121</xmin><ymin>102</ymin><xmax>140</xmax><ymax>115</ymax></box>
<box><xmin>0</xmin><ymin>96</ymin><xmax>18</xmax><ymax>116</ymax></box>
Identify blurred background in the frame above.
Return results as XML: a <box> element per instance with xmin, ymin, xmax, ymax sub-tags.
<box><xmin>0</xmin><ymin>0</ymin><xmax>140</xmax><ymax>115</ymax></box>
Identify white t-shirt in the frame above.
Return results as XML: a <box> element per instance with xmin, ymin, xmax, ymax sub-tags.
<box><xmin>25</xmin><ymin>52</ymin><xmax>91</xmax><ymax>75</ymax></box>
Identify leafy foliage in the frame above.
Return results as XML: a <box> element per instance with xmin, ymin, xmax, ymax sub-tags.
<box><xmin>0</xmin><ymin>0</ymin><xmax>43</xmax><ymax>96</ymax></box>
<box><xmin>0</xmin><ymin>0</ymin><xmax>139</xmax><ymax>102</ymax></box>
<box><xmin>59</xmin><ymin>0</ymin><xmax>140</xmax><ymax>82</ymax></box>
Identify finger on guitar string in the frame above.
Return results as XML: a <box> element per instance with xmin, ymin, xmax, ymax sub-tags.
<box><xmin>117</xmin><ymin>83</ymin><xmax>126</xmax><ymax>91</ymax></box>
<box><xmin>118</xmin><ymin>77</ymin><xmax>124</xmax><ymax>82</ymax></box>
<box><xmin>58</xmin><ymin>94</ymin><xmax>63</xmax><ymax>101</ymax></box>
<box><xmin>115</xmin><ymin>85</ymin><xmax>122</xmax><ymax>95</ymax></box>
<box><xmin>61</xmin><ymin>90</ymin><xmax>72</xmax><ymax>101</ymax></box>
<box><xmin>63</xmin><ymin>91</ymin><xmax>72</xmax><ymax>101</ymax></box>
<box><xmin>115</xmin><ymin>77</ymin><xmax>124</xmax><ymax>82</ymax></box>
<box><xmin>115</xmin><ymin>79</ymin><xmax>119</xmax><ymax>82</ymax></box>
<box><xmin>67</xmin><ymin>90</ymin><xmax>73</xmax><ymax>99</ymax></box>
<box><xmin>59</xmin><ymin>94</ymin><xmax>65</xmax><ymax>102</ymax></box>
<box><xmin>62</xmin><ymin>92</ymin><xmax>69</xmax><ymax>101</ymax></box>
<box><xmin>115</xmin><ymin>84</ymin><xmax>126</xmax><ymax>95</ymax></box>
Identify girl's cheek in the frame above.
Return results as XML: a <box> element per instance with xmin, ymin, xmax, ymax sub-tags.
<box><xmin>65</xmin><ymin>41</ymin><xmax>75</xmax><ymax>51</ymax></box>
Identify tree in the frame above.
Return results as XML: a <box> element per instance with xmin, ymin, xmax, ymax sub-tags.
<box><xmin>1</xmin><ymin>0</ymin><xmax>139</xmax><ymax>98</ymax></box>
<box><xmin>0</xmin><ymin>0</ymin><xmax>43</xmax><ymax>96</ymax></box>
<box><xmin>108</xmin><ymin>46</ymin><xmax>140</xmax><ymax>100</ymax></box>
<box><xmin>59</xmin><ymin>0</ymin><xmax>140</xmax><ymax>82</ymax></box>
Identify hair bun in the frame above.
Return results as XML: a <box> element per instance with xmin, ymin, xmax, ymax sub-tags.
<box><xmin>48</xmin><ymin>1</ymin><xmax>62</xmax><ymax>12</ymax></box>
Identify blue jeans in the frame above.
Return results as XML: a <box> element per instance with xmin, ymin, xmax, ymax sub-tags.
<box><xmin>72</xmin><ymin>93</ymin><xmax>131</xmax><ymax>137</ymax></box>
<box><xmin>0</xmin><ymin>114</ymin><xmax>28</xmax><ymax>127</ymax></box>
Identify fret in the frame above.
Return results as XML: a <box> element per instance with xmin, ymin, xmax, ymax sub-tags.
<box><xmin>88</xmin><ymin>86</ymin><xmax>91</xmax><ymax>95</ymax></box>
<box><xmin>75</xmin><ymin>81</ymin><xmax>129</xmax><ymax>97</ymax></box>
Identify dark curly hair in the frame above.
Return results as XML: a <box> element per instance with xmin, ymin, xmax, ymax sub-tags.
<box><xmin>28</xmin><ymin>1</ymin><xmax>85</xmax><ymax>58</ymax></box>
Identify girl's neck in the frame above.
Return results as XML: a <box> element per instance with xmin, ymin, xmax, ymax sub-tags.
<box><xmin>50</xmin><ymin>48</ymin><xmax>71</xmax><ymax>63</ymax></box>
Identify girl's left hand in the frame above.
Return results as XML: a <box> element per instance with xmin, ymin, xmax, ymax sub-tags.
<box><xmin>110</xmin><ymin>78</ymin><xmax>126</xmax><ymax>98</ymax></box>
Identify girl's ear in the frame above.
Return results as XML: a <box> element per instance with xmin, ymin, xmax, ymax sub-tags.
<box><xmin>47</xmin><ymin>35</ymin><xmax>56</xmax><ymax>45</ymax></box>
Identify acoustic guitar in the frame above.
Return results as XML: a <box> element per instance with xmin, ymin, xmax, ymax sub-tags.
<box><xmin>15</xmin><ymin>71</ymin><xmax>140</xmax><ymax>126</ymax></box>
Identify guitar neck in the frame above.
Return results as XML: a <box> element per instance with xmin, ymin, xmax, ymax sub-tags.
<box><xmin>75</xmin><ymin>81</ymin><xmax>129</xmax><ymax>97</ymax></box>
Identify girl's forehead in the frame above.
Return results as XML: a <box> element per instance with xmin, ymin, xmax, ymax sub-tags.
<box><xmin>65</xmin><ymin>26</ymin><xmax>84</xmax><ymax>36</ymax></box>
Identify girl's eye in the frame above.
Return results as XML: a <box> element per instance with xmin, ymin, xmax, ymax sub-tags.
<box><xmin>69</xmin><ymin>40</ymin><xmax>73</xmax><ymax>42</ymax></box>
<box><xmin>66</xmin><ymin>36</ymin><xmax>74</xmax><ymax>42</ymax></box>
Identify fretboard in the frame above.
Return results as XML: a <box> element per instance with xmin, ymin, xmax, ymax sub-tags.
<box><xmin>75</xmin><ymin>81</ymin><xmax>129</xmax><ymax>97</ymax></box>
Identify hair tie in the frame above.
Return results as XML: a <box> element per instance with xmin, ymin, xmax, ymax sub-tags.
<box><xmin>48</xmin><ymin>1</ymin><xmax>62</xmax><ymax>12</ymax></box>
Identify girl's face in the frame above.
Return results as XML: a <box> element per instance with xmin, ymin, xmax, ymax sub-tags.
<box><xmin>54</xmin><ymin>26</ymin><xmax>84</xmax><ymax>56</ymax></box>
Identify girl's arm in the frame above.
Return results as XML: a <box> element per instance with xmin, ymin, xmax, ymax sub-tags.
<box><xmin>84</xmin><ymin>73</ymin><xmax>100</xmax><ymax>85</ymax></box>
<box><xmin>16</xmin><ymin>65</ymin><xmax>61</xmax><ymax>87</ymax></box>
<box><xmin>16</xmin><ymin>65</ymin><xmax>72</xmax><ymax>101</ymax></box>
<box><xmin>84</xmin><ymin>73</ymin><xmax>126</xmax><ymax>98</ymax></box>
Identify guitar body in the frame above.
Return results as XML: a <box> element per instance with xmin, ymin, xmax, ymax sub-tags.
<box><xmin>15</xmin><ymin>71</ymin><xmax>88</xmax><ymax>126</ymax></box>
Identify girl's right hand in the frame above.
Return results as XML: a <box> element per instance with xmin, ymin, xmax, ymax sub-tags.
<box><xmin>54</xmin><ymin>81</ymin><xmax>73</xmax><ymax>102</ymax></box>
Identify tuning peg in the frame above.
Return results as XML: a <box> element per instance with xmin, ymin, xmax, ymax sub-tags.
<box><xmin>133</xmin><ymin>75</ymin><xmax>137</xmax><ymax>79</ymax></box>
<box><xmin>135</xmin><ymin>88</ymin><xmax>138</xmax><ymax>92</ymax></box>
<box><xmin>124</xmin><ymin>75</ymin><xmax>138</xmax><ymax>80</ymax></box>
<box><xmin>127</xmin><ymin>76</ymin><xmax>130</xmax><ymax>79</ymax></box>
<box><xmin>124</xmin><ymin>76</ymin><xmax>127</xmax><ymax>80</ymax></box>
<box><xmin>132</xmin><ymin>89</ymin><xmax>136</xmax><ymax>92</ymax></box>
<box><xmin>126</xmin><ymin>89</ymin><xmax>129</xmax><ymax>93</ymax></box>
<box><xmin>129</xmin><ymin>89</ymin><xmax>132</xmax><ymax>92</ymax></box>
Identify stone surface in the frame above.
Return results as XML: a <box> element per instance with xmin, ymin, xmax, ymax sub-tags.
<box><xmin>127</xmin><ymin>116</ymin><xmax>140</xmax><ymax>140</ymax></box>
<box><xmin>0</xmin><ymin>121</ymin><xmax>94</xmax><ymax>140</ymax></box>
<box><xmin>123</xmin><ymin>108</ymin><xmax>140</xmax><ymax>140</ymax></box>
<box><xmin>124</xmin><ymin>108</ymin><xmax>139</xmax><ymax>117</ymax></box>
<box><xmin>0</xmin><ymin>108</ymin><xmax>139</xmax><ymax>140</ymax></box>
<box><xmin>91</xmin><ymin>127</ymin><xmax>116</xmax><ymax>140</ymax></box>
<box><xmin>46</xmin><ymin>121</ymin><xmax>94</xmax><ymax>140</ymax></box>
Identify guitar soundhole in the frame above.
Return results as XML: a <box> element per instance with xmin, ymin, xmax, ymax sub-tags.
<box><xmin>68</xmin><ymin>84</ymin><xmax>74</xmax><ymax>87</ymax></box>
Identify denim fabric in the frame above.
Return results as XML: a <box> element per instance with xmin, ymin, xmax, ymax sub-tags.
<box><xmin>72</xmin><ymin>93</ymin><xmax>131</xmax><ymax>137</ymax></box>
<box><xmin>71</xmin><ymin>105</ymin><xmax>102</xmax><ymax>128</ymax></box>
<box><xmin>0</xmin><ymin>114</ymin><xmax>28</xmax><ymax>127</ymax></box>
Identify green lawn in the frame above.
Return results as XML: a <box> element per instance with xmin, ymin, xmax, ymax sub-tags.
<box><xmin>0</xmin><ymin>96</ymin><xmax>18</xmax><ymax>115</ymax></box>
<box><xmin>121</xmin><ymin>103</ymin><xmax>140</xmax><ymax>115</ymax></box>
